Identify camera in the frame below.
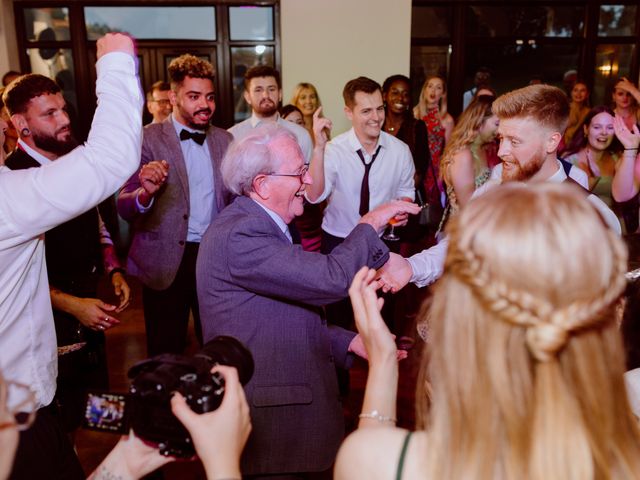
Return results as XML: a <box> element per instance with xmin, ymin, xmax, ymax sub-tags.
<box><xmin>83</xmin><ymin>335</ymin><xmax>254</xmax><ymax>457</ymax></box>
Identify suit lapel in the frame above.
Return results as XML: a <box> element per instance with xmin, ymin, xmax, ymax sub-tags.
<box><xmin>206</xmin><ymin>130</ymin><xmax>225</xmax><ymax>212</ymax></box>
<box><xmin>162</xmin><ymin>120</ymin><xmax>190</xmax><ymax>204</ymax></box>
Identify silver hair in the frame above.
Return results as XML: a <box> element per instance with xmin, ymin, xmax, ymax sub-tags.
<box><xmin>221</xmin><ymin>124</ymin><xmax>302</xmax><ymax>196</ymax></box>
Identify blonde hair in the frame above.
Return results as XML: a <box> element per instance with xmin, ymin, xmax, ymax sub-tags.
<box><xmin>417</xmin><ymin>183</ymin><xmax>640</xmax><ymax>479</ymax></box>
<box><xmin>440</xmin><ymin>95</ymin><xmax>494</xmax><ymax>185</ymax></box>
<box><xmin>290</xmin><ymin>82</ymin><xmax>322</xmax><ymax>113</ymax></box>
<box><xmin>413</xmin><ymin>75</ymin><xmax>448</xmax><ymax>120</ymax></box>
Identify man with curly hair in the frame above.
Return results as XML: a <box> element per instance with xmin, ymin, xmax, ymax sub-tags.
<box><xmin>118</xmin><ymin>54</ymin><xmax>233</xmax><ymax>355</ymax></box>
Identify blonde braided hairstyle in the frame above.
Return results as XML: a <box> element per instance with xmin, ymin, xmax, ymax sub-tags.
<box><xmin>417</xmin><ymin>183</ymin><xmax>640</xmax><ymax>480</ymax></box>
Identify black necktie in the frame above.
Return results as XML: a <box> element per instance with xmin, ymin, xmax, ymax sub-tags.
<box><xmin>179</xmin><ymin>129</ymin><xmax>206</xmax><ymax>145</ymax></box>
<box><xmin>356</xmin><ymin>145</ymin><xmax>382</xmax><ymax>216</ymax></box>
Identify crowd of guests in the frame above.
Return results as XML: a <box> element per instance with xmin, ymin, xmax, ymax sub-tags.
<box><xmin>1</xmin><ymin>33</ymin><xmax>640</xmax><ymax>480</ymax></box>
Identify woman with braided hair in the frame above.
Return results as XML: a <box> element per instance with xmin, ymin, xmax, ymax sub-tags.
<box><xmin>335</xmin><ymin>183</ymin><xmax>640</xmax><ymax>480</ymax></box>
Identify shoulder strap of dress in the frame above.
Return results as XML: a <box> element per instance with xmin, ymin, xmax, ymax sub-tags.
<box><xmin>395</xmin><ymin>431</ymin><xmax>413</xmax><ymax>480</ymax></box>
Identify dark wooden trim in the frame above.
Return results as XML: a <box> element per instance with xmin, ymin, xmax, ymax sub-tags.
<box><xmin>12</xmin><ymin>0</ymin><xmax>281</xmax><ymax>129</ymax></box>
<box><xmin>411</xmin><ymin>0</ymin><xmax>640</xmax><ymax>114</ymax></box>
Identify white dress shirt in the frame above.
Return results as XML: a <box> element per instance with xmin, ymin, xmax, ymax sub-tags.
<box><xmin>308</xmin><ymin>128</ymin><xmax>415</xmax><ymax>238</ymax></box>
<box><xmin>408</xmin><ymin>159</ymin><xmax>620</xmax><ymax>288</ymax></box>
<box><xmin>0</xmin><ymin>51</ymin><xmax>142</xmax><ymax>410</ymax></box>
<box><xmin>228</xmin><ymin>113</ymin><xmax>313</xmax><ymax>163</ymax></box>
<box><xmin>171</xmin><ymin>116</ymin><xmax>216</xmax><ymax>242</ymax></box>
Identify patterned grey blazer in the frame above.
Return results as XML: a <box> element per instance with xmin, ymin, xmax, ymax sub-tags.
<box><xmin>196</xmin><ymin>196</ymin><xmax>389</xmax><ymax>475</ymax></box>
<box><xmin>117</xmin><ymin>118</ymin><xmax>233</xmax><ymax>290</ymax></box>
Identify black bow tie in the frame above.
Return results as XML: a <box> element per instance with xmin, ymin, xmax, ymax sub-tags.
<box><xmin>179</xmin><ymin>129</ymin><xmax>206</xmax><ymax>145</ymax></box>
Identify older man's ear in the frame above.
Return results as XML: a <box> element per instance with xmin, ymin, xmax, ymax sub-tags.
<box><xmin>251</xmin><ymin>174</ymin><xmax>270</xmax><ymax>200</ymax></box>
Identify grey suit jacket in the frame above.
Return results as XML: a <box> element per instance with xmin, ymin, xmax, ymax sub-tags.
<box><xmin>196</xmin><ymin>196</ymin><xmax>389</xmax><ymax>475</ymax></box>
<box><xmin>117</xmin><ymin>118</ymin><xmax>232</xmax><ymax>290</ymax></box>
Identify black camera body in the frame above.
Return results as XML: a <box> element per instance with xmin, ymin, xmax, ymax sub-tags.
<box><xmin>84</xmin><ymin>336</ymin><xmax>254</xmax><ymax>458</ymax></box>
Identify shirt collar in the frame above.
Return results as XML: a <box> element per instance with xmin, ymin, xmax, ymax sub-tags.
<box><xmin>18</xmin><ymin>139</ymin><xmax>52</xmax><ymax>165</ymax></box>
<box><xmin>547</xmin><ymin>159</ymin><xmax>566</xmax><ymax>183</ymax></box>
<box><xmin>252</xmin><ymin>198</ymin><xmax>291</xmax><ymax>235</ymax></box>
<box><xmin>346</xmin><ymin>127</ymin><xmax>385</xmax><ymax>155</ymax></box>
<box><xmin>249</xmin><ymin>112</ymin><xmax>280</xmax><ymax>128</ymax></box>
<box><xmin>171</xmin><ymin>113</ymin><xmax>207</xmax><ymax>136</ymax></box>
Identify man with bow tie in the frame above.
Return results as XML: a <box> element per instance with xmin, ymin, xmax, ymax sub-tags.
<box><xmin>117</xmin><ymin>53</ymin><xmax>233</xmax><ymax>356</ymax></box>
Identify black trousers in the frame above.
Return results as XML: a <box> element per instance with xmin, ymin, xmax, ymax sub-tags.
<box><xmin>142</xmin><ymin>242</ymin><xmax>202</xmax><ymax>356</ymax></box>
<box><xmin>321</xmin><ymin>230</ymin><xmax>397</xmax><ymax>331</ymax></box>
<box><xmin>9</xmin><ymin>403</ymin><xmax>84</xmax><ymax>480</ymax></box>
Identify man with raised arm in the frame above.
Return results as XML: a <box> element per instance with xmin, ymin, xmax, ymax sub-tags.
<box><xmin>0</xmin><ymin>33</ymin><xmax>142</xmax><ymax>479</ymax></box>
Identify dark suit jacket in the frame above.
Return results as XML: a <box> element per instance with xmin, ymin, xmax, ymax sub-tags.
<box><xmin>196</xmin><ymin>196</ymin><xmax>389</xmax><ymax>475</ymax></box>
<box><xmin>117</xmin><ymin>119</ymin><xmax>232</xmax><ymax>290</ymax></box>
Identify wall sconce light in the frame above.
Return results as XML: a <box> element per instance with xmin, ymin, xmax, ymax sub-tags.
<box><xmin>598</xmin><ymin>60</ymin><xmax>613</xmax><ymax>76</ymax></box>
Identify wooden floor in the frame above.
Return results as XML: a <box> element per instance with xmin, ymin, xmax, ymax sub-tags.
<box><xmin>75</xmin><ymin>278</ymin><xmax>427</xmax><ymax>478</ymax></box>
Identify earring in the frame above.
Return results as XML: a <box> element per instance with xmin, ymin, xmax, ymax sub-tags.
<box><xmin>20</xmin><ymin>128</ymin><xmax>30</xmax><ymax>136</ymax></box>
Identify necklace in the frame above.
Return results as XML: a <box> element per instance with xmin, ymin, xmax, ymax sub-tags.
<box><xmin>386</xmin><ymin>126</ymin><xmax>395</xmax><ymax>132</ymax></box>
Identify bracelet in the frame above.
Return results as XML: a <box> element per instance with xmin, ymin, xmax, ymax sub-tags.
<box><xmin>358</xmin><ymin>410</ymin><xmax>397</xmax><ymax>424</ymax></box>
<box><xmin>108</xmin><ymin>267</ymin><xmax>126</xmax><ymax>280</ymax></box>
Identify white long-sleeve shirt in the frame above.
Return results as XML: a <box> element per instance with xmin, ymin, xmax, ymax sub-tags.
<box><xmin>408</xmin><ymin>160</ymin><xmax>620</xmax><ymax>288</ymax></box>
<box><xmin>0</xmin><ymin>51</ymin><xmax>142</xmax><ymax>410</ymax></box>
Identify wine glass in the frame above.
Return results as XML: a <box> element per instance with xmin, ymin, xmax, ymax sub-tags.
<box><xmin>382</xmin><ymin>216</ymin><xmax>400</xmax><ymax>241</ymax></box>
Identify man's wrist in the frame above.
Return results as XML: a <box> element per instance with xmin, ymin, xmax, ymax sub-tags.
<box><xmin>109</xmin><ymin>268</ymin><xmax>126</xmax><ymax>281</ymax></box>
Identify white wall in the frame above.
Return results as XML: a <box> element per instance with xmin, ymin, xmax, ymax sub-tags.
<box><xmin>281</xmin><ymin>0</ymin><xmax>412</xmax><ymax>135</ymax></box>
<box><xmin>0</xmin><ymin>0</ymin><xmax>19</xmax><ymax>78</ymax></box>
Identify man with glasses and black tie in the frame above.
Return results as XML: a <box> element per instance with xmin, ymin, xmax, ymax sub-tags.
<box><xmin>118</xmin><ymin>54</ymin><xmax>233</xmax><ymax>357</ymax></box>
<box><xmin>196</xmin><ymin>125</ymin><xmax>418</xmax><ymax>478</ymax></box>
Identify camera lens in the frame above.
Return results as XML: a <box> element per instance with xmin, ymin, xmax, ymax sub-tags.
<box><xmin>196</xmin><ymin>335</ymin><xmax>254</xmax><ymax>386</ymax></box>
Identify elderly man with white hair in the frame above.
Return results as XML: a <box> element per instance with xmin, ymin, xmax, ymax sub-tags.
<box><xmin>196</xmin><ymin>125</ymin><xmax>418</xmax><ymax>478</ymax></box>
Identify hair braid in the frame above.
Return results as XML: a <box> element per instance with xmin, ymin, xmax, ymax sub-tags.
<box><xmin>447</xmin><ymin>229</ymin><xmax>627</xmax><ymax>362</ymax></box>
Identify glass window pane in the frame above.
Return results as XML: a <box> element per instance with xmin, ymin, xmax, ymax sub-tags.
<box><xmin>467</xmin><ymin>6</ymin><xmax>584</xmax><ymax>37</ymax></box>
<box><xmin>463</xmin><ymin>42</ymin><xmax>579</xmax><ymax>97</ymax></box>
<box><xmin>230</xmin><ymin>46</ymin><xmax>275</xmax><ymax>123</ymax></box>
<box><xmin>410</xmin><ymin>45</ymin><xmax>451</xmax><ymax>104</ymax></box>
<box><xmin>229</xmin><ymin>6</ymin><xmax>274</xmax><ymax>41</ymax></box>
<box><xmin>25</xmin><ymin>47</ymin><xmax>79</xmax><ymax>134</ymax></box>
<box><xmin>593</xmin><ymin>44</ymin><xmax>635</xmax><ymax>105</ymax></box>
<box><xmin>411</xmin><ymin>6</ymin><xmax>451</xmax><ymax>38</ymax></box>
<box><xmin>598</xmin><ymin>5</ymin><xmax>637</xmax><ymax>36</ymax></box>
<box><xmin>23</xmin><ymin>8</ymin><xmax>70</xmax><ymax>42</ymax></box>
<box><xmin>84</xmin><ymin>7</ymin><xmax>216</xmax><ymax>41</ymax></box>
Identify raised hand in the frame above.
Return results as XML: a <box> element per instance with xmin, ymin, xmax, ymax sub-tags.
<box><xmin>312</xmin><ymin>107</ymin><xmax>332</xmax><ymax>148</ymax></box>
<box><xmin>348</xmin><ymin>268</ymin><xmax>398</xmax><ymax>365</ymax></box>
<box><xmin>96</xmin><ymin>33</ymin><xmax>135</xmax><ymax>59</ymax></box>
<box><xmin>613</xmin><ymin>114</ymin><xmax>640</xmax><ymax>151</ymax></box>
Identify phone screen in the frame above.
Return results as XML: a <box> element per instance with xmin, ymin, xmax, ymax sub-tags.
<box><xmin>83</xmin><ymin>392</ymin><xmax>129</xmax><ymax>434</ymax></box>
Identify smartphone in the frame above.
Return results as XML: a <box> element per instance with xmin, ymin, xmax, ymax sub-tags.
<box><xmin>83</xmin><ymin>392</ymin><xmax>129</xmax><ymax>434</ymax></box>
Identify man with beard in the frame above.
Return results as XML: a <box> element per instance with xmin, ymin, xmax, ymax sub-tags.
<box><xmin>378</xmin><ymin>84</ymin><xmax>620</xmax><ymax>292</ymax></box>
<box><xmin>118</xmin><ymin>54</ymin><xmax>232</xmax><ymax>356</ymax></box>
<box><xmin>0</xmin><ymin>33</ymin><xmax>141</xmax><ymax>479</ymax></box>
<box><xmin>229</xmin><ymin>65</ymin><xmax>312</xmax><ymax>162</ymax></box>
<box><xmin>4</xmin><ymin>74</ymin><xmax>130</xmax><ymax>434</ymax></box>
